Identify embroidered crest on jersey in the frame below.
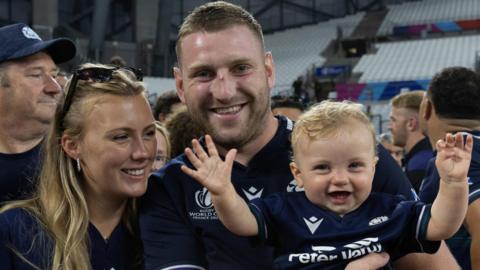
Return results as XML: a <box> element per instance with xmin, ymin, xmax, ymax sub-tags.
<box><xmin>242</xmin><ymin>187</ymin><xmax>263</xmax><ymax>200</ymax></box>
<box><xmin>189</xmin><ymin>187</ymin><xmax>218</xmax><ymax>220</ymax></box>
<box><xmin>303</xmin><ymin>216</ymin><xmax>323</xmax><ymax>234</ymax></box>
<box><xmin>368</xmin><ymin>216</ymin><xmax>389</xmax><ymax>226</ymax></box>
<box><xmin>286</xmin><ymin>180</ymin><xmax>304</xmax><ymax>192</ymax></box>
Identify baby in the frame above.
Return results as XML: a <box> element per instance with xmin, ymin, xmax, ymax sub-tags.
<box><xmin>182</xmin><ymin>100</ymin><xmax>472</xmax><ymax>269</ymax></box>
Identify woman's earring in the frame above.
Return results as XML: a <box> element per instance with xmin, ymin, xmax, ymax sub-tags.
<box><xmin>76</xmin><ymin>158</ymin><xmax>81</xmax><ymax>172</ymax></box>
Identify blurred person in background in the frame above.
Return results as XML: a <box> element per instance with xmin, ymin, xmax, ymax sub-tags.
<box><xmin>153</xmin><ymin>90</ymin><xmax>185</xmax><ymax>122</ymax></box>
<box><xmin>110</xmin><ymin>55</ymin><xmax>127</xmax><ymax>67</ymax></box>
<box><xmin>378</xmin><ymin>132</ymin><xmax>404</xmax><ymax>166</ymax></box>
<box><xmin>418</xmin><ymin>66</ymin><xmax>480</xmax><ymax>270</ymax></box>
<box><xmin>153</xmin><ymin>121</ymin><xmax>171</xmax><ymax>171</ymax></box>
<box><xmin>292</xmin><ymin>75</ymin><xmax>309</xmax><ymax>105</ymax></box>
<box><xmin>389</xmin><ymin>90</ymin><xmax>433</xmax><ymax>192</ymax></box>
<box><xmin>0</xmin><ymin>23</ymin><xmax>76</xmax><ymax>203</ymax></box>
<box><xmin>165</xmin><ymin>108</ymin><xmax>204</xmax><ymax>158</ymax></box>
<box><xmin>271</xmin><ymin>95</ymin><xmax>305</xmax><ymax>121</ymax></box>
<box><xmin>0</xmin><ymin>63</ymin><xmax>154</xmax><ymax>269</ymax></box>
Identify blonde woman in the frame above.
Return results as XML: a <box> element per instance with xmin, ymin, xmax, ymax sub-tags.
<box><xmin>0</xmin><ymin>63</ymin><xmax>156</xmax><ymax>269</ymax></box>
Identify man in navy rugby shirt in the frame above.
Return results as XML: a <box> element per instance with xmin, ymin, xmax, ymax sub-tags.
<box><xmin>182</xmin><ymin>101</ymin><xmax>471</xmax><ymax>269</ymax></box>
<box><xmin>139</xmin><ymin>2</ymin><xmax>459</xmax><ymax>269</ymax></box>
<box><xmin>418</xmin><ymin>67</ymin><xmax>480</xmax><ymax>270</ymax></box>
<box><xmin>389</xmin><ymin>91</ymin><xmax>433</xmax><ymax>192</ymax></box>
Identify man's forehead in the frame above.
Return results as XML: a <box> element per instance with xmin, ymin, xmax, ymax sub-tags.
<box><xmin>181</xmin><ymin>26</ymin><xmax>262</xmax><ymax>51</ymax></box>
<box><xmin>10</xmin><ymin>52</ymin><xmax>57</xmax><ymax>70</ymax></box>
<box><xmin>180</xmin><ymin>28</ymin><xmax>263</xmax><ymax>66</ymax></box>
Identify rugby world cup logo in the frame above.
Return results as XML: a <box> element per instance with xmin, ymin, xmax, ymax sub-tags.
<box><xmin>195</xmin><ymin>187</ymin><xmax>213</xmax><ymax>209</ymax></box>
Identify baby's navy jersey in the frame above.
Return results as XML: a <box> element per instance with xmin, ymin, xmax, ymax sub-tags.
<box><xmin>419</xmin><ymin>131</ymin><xmax>480</xmax><ymax>270</ymax></box>
<box><xmin>249</xmin><ymin>192</ymin><xmax>439</xmax><ymax>270</ymax></box>
<box><xmin>0</xmin><ymin>208</ymin><xmax>138</xmax><ymax>270</ymax></box>
<box><xmin>140</xmin><ymin>116</ymin><xmax>416</xmax><ymax>270</ymax></box>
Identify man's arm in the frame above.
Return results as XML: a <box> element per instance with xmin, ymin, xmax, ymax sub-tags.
<box><xmin>345</xmin><ymin>252</ymin><xmax>390</xmax><ymax>270</ymax></box>
<box><xmin>465</xmin><ymin>199</ymin><xmax>480</xmax><ymax>269</ymax></box>
<box><xmin>181</xmin><ymin>135</ymin><xmax>258</xmax><ymax>236</ymax></box>
<box><xmin>394</xmin><ymin>242</ymin><xmax>460</xmax><ymax>270</ymax></box>
<box><xmin>428</xmin><ymin>133</ymin><xmax>472</xmax><ymax>240</ymax></box>
<box><xmin>140</xmin><ymin>172</ymin><xmax>207</xmax><ymax>270</ymax></box>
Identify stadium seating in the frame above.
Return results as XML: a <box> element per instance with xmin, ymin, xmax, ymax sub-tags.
<box><xmin>378</xmin><ymin>0</ymin><xmax>480</xmax><ymax>36</ymax></box>
<box><xmin>264</xmin><ymin>12</ymin><xmax>364</xmax><ymax>94</ymax></box>
<box><xmin>353</xmin><ymin>35</ymin><xmax>480</xmax><ymax>83</ymax></box>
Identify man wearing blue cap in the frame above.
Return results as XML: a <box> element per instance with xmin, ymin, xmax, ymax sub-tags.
<box><xmin>0</xmin><ymin>23</ymin><xmax>76</xmax><ymax>202</ymax></box>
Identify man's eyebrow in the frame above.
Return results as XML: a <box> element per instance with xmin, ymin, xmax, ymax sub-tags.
<box><xmin>188</xmin><ymin>63</ymin><xmax>212</xmax><ymax>71</ymax></box>
<box><xmin>25</xmin><ymin>66</ymin><xmax>59</xmax><ymax>73</ymax></box>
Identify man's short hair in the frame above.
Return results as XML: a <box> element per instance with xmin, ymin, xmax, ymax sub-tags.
<box><xmin>154</xmin><ymin>90</ymin><xmax>181</xmax><ymax>120</ymax></box>
<box><xmin>428</xmin><ymin>66</ymin><xmax>480</xmax><ymax>119</ymax></box>
<box><xmin>391</xmin><ymin>90</ymin><xmax>425</xmax><ymax>113</ymax></box>
<box><xmin>176</xmin><ymin>1</ymin><xmax>264</xmax><ymax>63</ymax></box>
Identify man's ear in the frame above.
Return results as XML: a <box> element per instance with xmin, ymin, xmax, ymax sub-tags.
<box><xmin>407</xmin><ymin>117</ymin><xmax>418</xmax><ymax>131</ymax></box>
<box><xmin>265</xmin><ymin>52</ymin><xmax>276</xmax><ymax>90</ymax></box>
<box><xmin>290</xmin><ymin>162</ymin><xmax>304</xmax><ymax>188</ymax></box>
<box><xmin>61</xmin><ymin>134</ymin><xmax>80</xmax><ymax>160</ymax></box>
<box><xmin>173</xmin><ymin>67</ymin><xmax>186</xmax><ymax>103</ymax></box>
<box><xmin>423</xmin><ymin>99</ymin><xmax>432</xmax><ymax>120</ymax></box>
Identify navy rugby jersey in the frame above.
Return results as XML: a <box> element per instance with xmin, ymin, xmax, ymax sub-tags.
<box><xmin>0</xmin><ymin>143</ymin><xmax>42</xmax><ymax>202</ymax></box>
<box><xmin>419</xmin><ymin>131</ymin><xmax>480</xmax><ymax>270</ymax></box>
<box><xmin>140</xmin><ymin>116</ymin><xmax>415</xmax><ymax>270</ymax></box>
<box><xmin>0</xmin><ymin>208</ymin><xmax>138</xmax><ymax>270</ymax></box>
<box><xmin>402</xmin><ymin>137</ymin><xmax>433</xmax><ymax>192</ymax></box>
<box><xmin>250</xmin><ymin>192</ymin><xmax>439</xmax><ymax>270</ymax></box>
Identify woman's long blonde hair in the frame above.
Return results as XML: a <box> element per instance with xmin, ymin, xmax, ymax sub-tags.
<box><xmin>1</xmin><ymin>63</ymin><xmax>146</xmax><ymax>269</ymax></box>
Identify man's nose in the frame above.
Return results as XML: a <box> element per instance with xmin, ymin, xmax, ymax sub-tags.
<box><xmin>44</xmin><ymin>74</ymin><xmax>61</xmax><ymax>95</ymax></box>
<box><xmin>211</xmin><ymin>71</ymin><xmax>235</xmax><ymax>102</ymax></box>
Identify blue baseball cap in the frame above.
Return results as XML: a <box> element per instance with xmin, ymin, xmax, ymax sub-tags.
<box><xmin>0</xmin><ymin>23</ymin><xmax>76</xmax><ymax>64</ymax></box>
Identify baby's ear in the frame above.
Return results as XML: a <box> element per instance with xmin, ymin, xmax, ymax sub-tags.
<box><xmin>290</xmin><ymin>162</ymin><xmax>304</xmax><ymax>187</ymax></box>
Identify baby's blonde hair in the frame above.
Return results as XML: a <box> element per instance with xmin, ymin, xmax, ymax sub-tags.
<box><xmin>291</xmin><ymin>100</ymin><xmax>377</xmax><ymax>161</ymax></box>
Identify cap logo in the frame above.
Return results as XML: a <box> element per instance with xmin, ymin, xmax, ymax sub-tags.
<box><xmin>22</xmin><ymin>26</ymin><xmax>41</xmax><ymax>40</ymax></box>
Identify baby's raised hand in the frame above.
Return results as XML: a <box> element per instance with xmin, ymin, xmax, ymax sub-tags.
<box><xmin>435</xmin><ymin>133</ymin><xmax>473</xmax><ymax>184</ymax></box>
<box><xmin>181</xmin><ymin>135</ymin><xmax>237</xmax><ymax>196</ymax></box>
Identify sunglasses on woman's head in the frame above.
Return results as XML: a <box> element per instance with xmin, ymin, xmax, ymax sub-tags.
<box><xmin>60</xmin><ymin>66</ymin><xmax>143</xmax><ymax>129</ymax></box>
